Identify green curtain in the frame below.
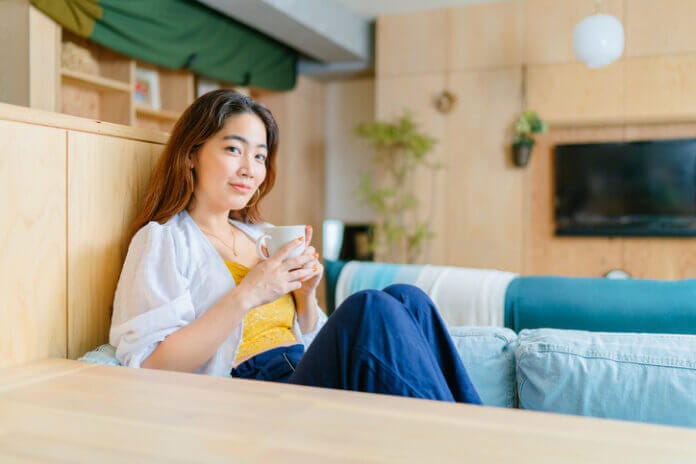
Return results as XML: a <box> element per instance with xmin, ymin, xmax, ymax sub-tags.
<box><xmin>31</xmin><ymin>0</ymin><xmax>297</xmax><ymax>91</ymax></box>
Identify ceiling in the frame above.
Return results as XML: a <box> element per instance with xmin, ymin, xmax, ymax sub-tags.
<box><xmin>336</xmin><ymin>0</ymin><xmax>498</xmax><ymax>19</ymax></box>
<box><xmin>198</xmin><ymin>0</ymin><xmax>497</xmax><ymax>79</ymax></box>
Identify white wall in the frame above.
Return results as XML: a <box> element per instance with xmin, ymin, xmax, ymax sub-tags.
<box><xmin>324</xmin><ymin>78</ymin><xmax>375</xmax><ymax>224</ymax></box>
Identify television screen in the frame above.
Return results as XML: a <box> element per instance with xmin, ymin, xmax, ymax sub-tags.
<box><xmin>554</xmin><ymin>138</ymin><xmax>696</xmax><ymax>236</ymax></box>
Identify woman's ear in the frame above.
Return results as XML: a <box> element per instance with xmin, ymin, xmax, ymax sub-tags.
<box><xmin>188</xmin><ymin>150</ymin><xmax>199</xmax><ymax>170</ymax></box>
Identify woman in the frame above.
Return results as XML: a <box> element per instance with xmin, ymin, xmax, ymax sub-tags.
<box><xmin>111</xmin><ymin>90</ymin><xmax>481</xmax><ymax>404</ymax></box>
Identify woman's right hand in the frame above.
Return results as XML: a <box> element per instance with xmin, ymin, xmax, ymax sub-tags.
<box><xmin>234</xmin><ymin>236</ymin><xmax>317</xmax><ymax>310</ymax></box>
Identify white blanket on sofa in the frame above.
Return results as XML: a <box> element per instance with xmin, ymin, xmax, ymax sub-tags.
<box><xmin>335</xmin><ymin>261</ymin><xmax>517</xmax><ymax>327</ymax></box>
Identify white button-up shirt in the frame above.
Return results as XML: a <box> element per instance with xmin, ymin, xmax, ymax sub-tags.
<box><xmin>110</xmin><ymin>210</ymin><xmax>326</xmax><ymax>376</ymax></box>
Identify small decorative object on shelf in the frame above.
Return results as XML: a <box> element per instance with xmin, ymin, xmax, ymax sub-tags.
<box><xmin>512</xmin><ymin>110</ymin><xmax>548</xmax><ymax>167</ymax></box>
<box><xmin>61</xmin><ymin>41</ymin><xmax>98</xmax><ymax>75</ymax></box>
<box><xmin>196</xmin><ymin>77</ymin><xmax>220</xmax><ymax>97</ymax></box>
<box><xmin>135</xmin><ymin>67</ymin><xmax>161</xmax><ymax>110</ymax></box>
<box><xmin>434</xmin><ymin>90</ymin><xmax>457</xmax><ymax>114</ymax></box>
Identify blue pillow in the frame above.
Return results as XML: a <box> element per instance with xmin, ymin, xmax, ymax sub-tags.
<box><xmin>78</xmin><ymin>344</ymin><xmax>121</xmax><ymax>366</ymax></box>
<box><xmin>516</xmin><ymin>329</ymin><xmax>696</xmax><ymax>428</ymax></box>
<box><xmin>448</xmin><ymin>327</ymin><xmax>517</xmax><ymax>408</ymax></box>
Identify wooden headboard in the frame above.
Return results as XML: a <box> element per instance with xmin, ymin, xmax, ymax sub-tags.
<box><xmin>0</xmin><ymin>102</ymin><xmax>167</xmax><ymax>367</ymax></box>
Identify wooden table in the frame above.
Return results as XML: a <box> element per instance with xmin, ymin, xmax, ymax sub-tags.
<box><xmin>1</xmin><ymin>359</ymin><xmax>695</xmax><ymax>463</ymax></box>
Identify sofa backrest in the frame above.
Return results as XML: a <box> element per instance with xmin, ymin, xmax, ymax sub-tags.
<box><xmin>505</xmin><ymin>276</ymin><xmax>696</xmax><ymax>334</ymax></box>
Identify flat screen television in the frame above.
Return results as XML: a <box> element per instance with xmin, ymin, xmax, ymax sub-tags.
<box><xmin>554</xmin><ymin>138</ymin><xmax>696</xmax><ymax>237</ymax></box>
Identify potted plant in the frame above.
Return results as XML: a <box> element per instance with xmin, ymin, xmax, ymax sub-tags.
<box><xmin>512</xmin><ymin>110</ymin><xmax>548</xmax><ymax>167</ymax></box>
<box><xmin>355</xmin><ymin>112</ymin><xmax>440</xmax><ymax>264</ymax></box>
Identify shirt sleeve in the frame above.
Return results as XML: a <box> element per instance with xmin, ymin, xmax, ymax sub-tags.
<box><xmin>300</xmin><ymin>301</ymin><xmax>328</xmax><ymax>347</ymax></box>
<box><xmin>109</xmin><ymin>223</ymin><xmax>196</xmax><ymax>368</ymax></box>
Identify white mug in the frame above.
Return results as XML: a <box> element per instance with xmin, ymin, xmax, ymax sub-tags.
<box><xmin>256</xmin><ymin>225</ymin><xmax>306</xmax><ymax>260</ymax></box>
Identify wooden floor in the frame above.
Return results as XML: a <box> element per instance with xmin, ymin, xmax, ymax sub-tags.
<box><xmin>1</xmin><ymin>359</ymin><xmax>695</xmax><ymax>463</ymax></box>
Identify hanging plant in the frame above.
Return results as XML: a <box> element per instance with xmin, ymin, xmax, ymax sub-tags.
<box><xmin>512</xmin><ymin>110</ymin><xmax>548</xmax><ymax>167</ymax></box>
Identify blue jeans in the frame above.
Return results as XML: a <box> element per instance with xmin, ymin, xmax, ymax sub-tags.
<box><xmin>234</xmin><ymin>284</ymin><xmax>482</xmax><ymax>404</ymax></box>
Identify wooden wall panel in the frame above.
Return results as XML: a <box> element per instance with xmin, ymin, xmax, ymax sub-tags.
<box><xmin>525</xmin><ymin>0</ymin><xmax>624</xmax><ymax>65</ymax></box>
<box><xmin>376</xmin><ymin>10</ymin><xmax>449</xmax><ymax>77</ymax></box>
<box><xmin>67</xmin><ymin>131</ymin><xmax>161</xmax><ymax>359</ymax></box>
<box><xmin>0</xmin><ymin>121</ymin><xmax>66</xmax><ymax>367</ymax></box>
<box><xmin>625</xmin><ymin>0</ymin><xmax>696</xmax><ymax>58</ymax></box>
<box><xmin>622</xmin><ymin>239</ymin><xmax>696</xmax><ymax>280</ymax></box>
<box><xmin>449</xmin><ymin>0</ymin><xmax>525</xmax><ymax>71</ymax></box>
<box><xmin>624</xmin><ymin>56</ymin><xmax>696</xmax><ymax>119</ymax></box>
<box><xmin>527</xmin><ymin>62</ymin><xmax>624</xmax><ymax>122</ymax></box>
<box><xmin>440</xmin><ymin>68</ymin><xmax>525</xmax><ymax>271</ymax></box>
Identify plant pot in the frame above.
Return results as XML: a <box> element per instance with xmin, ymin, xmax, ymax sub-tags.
<box><xmin>513</xmin><ymin>142</ymin><xmax>534</xmax><ymax>167</ymax></box>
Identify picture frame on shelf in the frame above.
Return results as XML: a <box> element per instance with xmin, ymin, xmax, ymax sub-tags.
<box><xmin>196</xmin><ymin>77</ymin><xmax>220</xmax><ymax>97</ymax></box>
<box><xmin>135</xmin><ymin>67</ymin><xmax>161</xmax><ymax>110</ymax></box>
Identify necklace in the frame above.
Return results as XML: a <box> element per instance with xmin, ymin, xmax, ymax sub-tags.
<box><xmin>198</xmin><ymin>225</ymin><xmax>238</xmax><ymax>256</ymax></box>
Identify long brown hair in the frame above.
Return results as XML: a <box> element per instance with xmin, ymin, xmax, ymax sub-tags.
<box><xmin>129</xmin><ymin>90</ymin><xmax>279</xmax><ymax>240</ymax></box>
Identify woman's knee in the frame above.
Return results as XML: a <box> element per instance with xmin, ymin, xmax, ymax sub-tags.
<box><xmin>334</xmin><ymin>288</ymin><xmax>406</xmax><ymax>322</ymax></box>
<box><xmin>382</xmin><ymin>284</ymin><xmax>438</xmax><ymax>318</ymax></box>
<box><xmin>383</xmin><ymin>284</ymin><xmax>432</xmax><ymax>306</ymax></box>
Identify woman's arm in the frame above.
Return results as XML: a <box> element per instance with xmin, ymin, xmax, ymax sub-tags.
<box><xmin>141</xmin><ymin>237</ymin><xmax>316</xmax><ymax>373</ymax></box>
<box><xmin>292</xmin><ymin>225</ymin><xmax>324</xmax><ymax>334</ymax></box>
<box><xmin>295</xmin><ymin>291</ymin><xmax>319</xmax><ymax>334</ymax></box>
<box><xmin>140</xmin><ymin>288</ymin><xmax>251</xmax><ymax>372</ymax></box>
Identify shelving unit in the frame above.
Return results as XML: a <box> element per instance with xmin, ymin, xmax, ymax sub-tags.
<box><xmin>0</xmin><ymin>5</ymin><xmax>256</xmax><ymax>134</ymax></box>
<box><xmin>132</xmin><ymin>63</ymin><xmax>194</xmax><ymax>133</ymax></box>
<box><xmin>58</xmin><ymin>30</ymin><xmax>196</xmax><ymax>132</ymax></box>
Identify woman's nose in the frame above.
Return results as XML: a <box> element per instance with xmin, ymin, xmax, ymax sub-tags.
<box><xmin>238</xmin><ymin>156</ymin><xmax>255</xmax><ymax>178</ymax></box>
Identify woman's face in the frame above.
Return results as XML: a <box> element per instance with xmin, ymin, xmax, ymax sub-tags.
<box><xmin>191</xmin><ymin>112</ymin><xmax>268</xmax><ymax>213</ymax></box>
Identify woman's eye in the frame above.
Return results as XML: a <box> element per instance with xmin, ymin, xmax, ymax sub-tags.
<box><xmin>255</xmin><ymin>153</ymin><xmax>267</xmax><ymax>163</ymax></box>
<box><xmin>225</xmin><ymin>146</ymin><xmax>241</xmax><ymax>155</ymax></box>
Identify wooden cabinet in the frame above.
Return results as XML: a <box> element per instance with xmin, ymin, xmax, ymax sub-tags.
<box><xmin>0</xmin><ymin>120</ymin><xmax>67</xmax><ymax>367</ymax></box>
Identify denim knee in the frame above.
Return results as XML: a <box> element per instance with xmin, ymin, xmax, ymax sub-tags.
<box><xmin>382</xmin><ymin>284</ymin><xmax>428</xmax><ymax>300</ymax></box>
<box><xmin>334</xmin><ymin>288</ymin><xmax>407</xmax><ymax>323</ymax></box>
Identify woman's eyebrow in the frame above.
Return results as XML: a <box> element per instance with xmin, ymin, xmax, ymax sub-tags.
<box><xmin>223</xmin><ymin>134</ymin><xmax>267</xmax><ymax>149</ymax></box>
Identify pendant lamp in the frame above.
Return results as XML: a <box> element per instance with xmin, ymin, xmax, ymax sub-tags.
<box><xmin>573</xmin><ymin>0</ymin><xmax>624</xmax><ymax>68</ymax></box>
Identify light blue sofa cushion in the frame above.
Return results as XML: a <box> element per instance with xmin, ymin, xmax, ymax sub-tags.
<box><xmin>516</xmin><ymin>329</ymin><xmax>696</xmax><ymax>428</ymax></box>
<box><xmin>448</xmin><ymin>327</ymin><xmax>517</xmax><ymax>408</ymax></box>
<box><xmin>78</xmin><ymin>344</ymin><xmax>121</xmax><ymax>366</ymax></box>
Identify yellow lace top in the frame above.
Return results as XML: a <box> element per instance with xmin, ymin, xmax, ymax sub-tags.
<box><xmin>225</xmin><ymin>261</ymin><xmax>297</xmax><ymax>363</ymax></box>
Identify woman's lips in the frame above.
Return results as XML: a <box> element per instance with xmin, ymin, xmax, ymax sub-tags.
<box><xmin>230</xmin><ymin>183</ymin><xmax>251</xmax><ymax>194</ymax></box>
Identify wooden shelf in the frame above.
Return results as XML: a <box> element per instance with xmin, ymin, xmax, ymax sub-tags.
<box><xmin>60</xmin><ymin>68</ymin><xmax>131</xmax><ymax>93</ymax></box>
<box><xmin>548</xmin><ymin>114</ymin><xmax>696</xmax><ymax>129</ymax></box>
<box><xmin>135</xmin><ymin>104</ymin><xmax>180</xmax><ymax>121</ymax></box>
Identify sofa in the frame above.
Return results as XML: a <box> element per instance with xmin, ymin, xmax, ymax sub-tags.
<box><xmin>81</xmin><ymin>260</ymin><xmax>696</xmax><ymax>429</ymax></box>
<box><xmin>323</xmin><ymin>260</ymin><xmax>696</xmax><ymax>428</ymax></box>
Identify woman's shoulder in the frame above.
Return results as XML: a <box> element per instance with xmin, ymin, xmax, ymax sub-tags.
<box><xmin>129</xmin><ymin>211</ymin><xmax>206</xmax><ymax>259</ymax></box>
<box><xmin>131</xmin><ymin>212</ymin><xmax>186</xmax><ymax>243</ymax></box>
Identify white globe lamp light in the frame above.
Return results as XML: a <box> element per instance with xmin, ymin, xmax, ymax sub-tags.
<box><xmin>573</xmin><ymin>13</ymin><xmax>624</xmax><ymax>68</ymax></box>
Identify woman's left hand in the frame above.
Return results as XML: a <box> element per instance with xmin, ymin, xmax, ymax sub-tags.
<box><xmin>291</xmin><ymin>225</ymin><xmax>324</xmax><ymax>304</ymax></box>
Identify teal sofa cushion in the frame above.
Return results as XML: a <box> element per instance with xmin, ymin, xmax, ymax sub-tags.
<box><xmin>448</xmin><ymin>327</ymin><xmax>517</xmax><ymax>408</ymax></box>
<box><xmin>516</xmin><ymin>329</ymin><xmax>696</xmax><ymax>427</ymax></box>
<box><xmin>505</xmin><ymin>276</ymin><xmax>696</xmax><ymax>334</ymax></box>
